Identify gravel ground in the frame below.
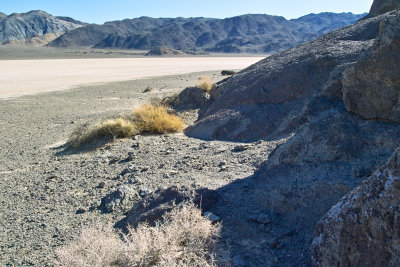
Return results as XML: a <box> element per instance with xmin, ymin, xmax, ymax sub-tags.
<box><xmin>0</xmin><ymin>70</ymin><xmax>284</xmax><ymax>266</ymax></box>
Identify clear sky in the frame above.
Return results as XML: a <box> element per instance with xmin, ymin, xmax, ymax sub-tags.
<box><xmin>1</xmin><ymin>0</ymin><xmax>374</xmax><ymax>24</ymax></box>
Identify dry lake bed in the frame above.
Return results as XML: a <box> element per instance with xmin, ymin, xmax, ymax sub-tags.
<box><xmin>0</xmin><ymin>57</ymin><xmax>263</xmax><ymax>98</ymax></box>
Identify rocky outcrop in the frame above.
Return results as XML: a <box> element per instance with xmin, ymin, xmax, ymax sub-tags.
<box><xmin>49</xmin><ymin>13</ymin><xmax>364</xmax><ymax>53</ymax></box>
<box><xmin>145</xmin><ymin>46</ymin><xmax>206</xmax><ymax>56</ymax></box>
<box><xmin>187</xmin><ymin>13</ymin><xmax>386</xmax><ymax>141</ymax></box>
<box><xmin>367</xmin><ymin>0</ymin><xmax>400</xmax><ymax>18</ymax></box>
<box><xmin>145</xmin><ymin>46</ymin><xmax>187</xmax><ymax>56</ymax></box>
<box><xmin>169</xmin><ymin>87</ymin><xmax>211</xmax><ymax>110</ymax></box>
<box><xmin>311</xmin><ymin>149</ymin><xmax>400</xmax><ymax>266</ymax></box>
<box><xmin>185</xmin><ymin>5</ymin><xmax>400</xmax><ymax>266</ymax></box>
<box><xmin>0</xmin><ymin>10</ymin><xmax>81</xmax><ymax>44</ymax></box>
<box><xmin>343</xmin><ymin>13</ymin><xmax>400</xmax><ymax>123</ymax></box>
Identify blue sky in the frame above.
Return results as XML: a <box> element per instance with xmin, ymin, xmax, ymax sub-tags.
<box><xmin>1</xmin><ymin>0</ymin><xmax>374</xmax><ymax>24</ymax></box>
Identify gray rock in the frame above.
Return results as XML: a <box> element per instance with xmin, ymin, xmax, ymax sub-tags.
<box><xmin>203</xmin><ymin>211</ymin><xmax>221</xmax><ymax>222</ymax></box>
<box><xmin>100</xmin><ymin>184</ymin><xmax>137</xmax><ymax>213</ymax></box>
<box><xmin>311</xmin><ymin>149</ymin><xmax>400</xmax><ymax>267</ymax></box>
<box><xmin>343</xmin><ymin>13</ymin><xmax>400</xmax><ymax>123</ymax></box>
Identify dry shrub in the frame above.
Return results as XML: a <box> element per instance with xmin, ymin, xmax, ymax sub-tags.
<box><xmin>132</xmin><ymin>104</ymin><xmax>184</xmax><ymax>134</ymax></box>
<box><xmin>56</xmin><ymin>204</ymin><xmax>231</xmax><ymax>267</ymax></box>
<box><xmin>56</xmin><ymin>223</ymin><xmax>123</xmax><ymax>267</ymax></box>
<box><xmin>197</xmin><ymin>76</ymin><xmax>213</xmax><ymax>92</ymax></box>
<box><xmin>68</xmin><ymin>117</ymin><xmax>137</xmax><ymax>148</ymax></box>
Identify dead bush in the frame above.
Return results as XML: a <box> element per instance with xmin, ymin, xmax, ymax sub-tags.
<box><xmin>56</xmin><ymin>204</ymin><xmax>231</xmax><ymax>267</ymax></box>
<box><xmin>68</xmin><ymin>117</ymin><xmax>138</xmax><ymax>148</ymax></box>
<box><xmin>197</xmin><ymin>76</ymin><xmax>213</xmax><ymax>92</ymax></box>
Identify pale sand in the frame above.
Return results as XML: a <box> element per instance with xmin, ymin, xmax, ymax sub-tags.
<box><xmin>0</xmin><ymin>57</ymin><xmax>263</xmax><ymax>98</ymax></box>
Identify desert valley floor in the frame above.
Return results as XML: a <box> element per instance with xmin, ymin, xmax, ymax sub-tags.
<box><xmin>0</xmin><ymin>57</ymin><xmax>278</xmax><ymax>266</ymax></box>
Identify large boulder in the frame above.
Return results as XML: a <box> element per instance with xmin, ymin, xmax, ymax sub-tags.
<box><xmin>343</xmin><ymin>13</ymin><xmax>400</xmax><ymax>123</ymax></box>
<box><xmin>311</xmin><ymin>149</ymin><xmax>400</xmax><ymax>266</ymax></box>
<box><xmin>367</xmin><ymin>0</ymin><xmax>400</xmax><ymax>18</ymax></box>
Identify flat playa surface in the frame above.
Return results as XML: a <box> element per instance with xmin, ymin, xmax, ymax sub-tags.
<box><xmin>0</xmin><ymin>57</ymin><xmax>263</xmax><ymax>98</ymax></box>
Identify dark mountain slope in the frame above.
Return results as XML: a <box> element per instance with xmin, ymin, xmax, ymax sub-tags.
<box><xmin>0</xmin><ymin>10</ymin><xmax>81</xmax><ymax>44</ymax></box>
<box><xmin>0</xmin><ymin>12</ymin><xmax>7</xmax><ymax>20</ymax></box>
<box><xmin>49</xmin><ymin>12</ymin><xmax>365</xmax><ymax>53</ymax></box>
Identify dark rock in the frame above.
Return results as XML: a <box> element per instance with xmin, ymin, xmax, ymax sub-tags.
<box><xmin>75</xmin><ymin>208</ymin><xmax>86</xmax><ymax>214</ymax></box>
<box><xmin>311</xmin><ymin>149</ymin><xmax>400</xmax><ymax>266</ymax></box>
<box><xmin>233</xmin><ymin>144</ymin><xmax>252</xmax><ymax>152</ymax></box>
<box><xmin>116</xmin><ymin>186</ymin><xmax>218</xmax><ymax>229</ymax></box>
<box><xmin>169</xmin><ymin>86</ymin><xmax>211</xmax><ymax>110</ymax></box>
<box><xmin>221</xmin><ymin>70</ymin><xmax>237</xmax><ymax>76</ymax></box>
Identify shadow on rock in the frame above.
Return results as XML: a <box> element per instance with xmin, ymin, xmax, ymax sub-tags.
<box><xmin>115</xmin><ymin>186</ymin><xmax>219</xmax><ymax>230</ymax></box>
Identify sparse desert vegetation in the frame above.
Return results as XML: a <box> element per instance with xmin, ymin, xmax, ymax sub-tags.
<box><xmin>68</xmin><ymin>104</ymin><xmax>184</xmax><ymax>148</ymax></box>
<box><xmin>68</xmin><ymin>118</ymin><xmax>138</xmax><ymax>148</ymax></box>
<box><xmin>197</xmin><ymin>76</ymin><xmax>213</xmax><ymax>93</ymax></box>
<box><xmin>131</xmin><ymin>104</ymin><xmax>185</xmax><ymax>134</ymax></box>
<box><xmin>56</xmin><ymin>204</ymin><xmax>230</xmax><ymax>267</ymax></box>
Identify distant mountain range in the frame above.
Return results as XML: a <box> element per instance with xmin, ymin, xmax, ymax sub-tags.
<box><xmin>0</xmin><ymin>10</ymin><xmax>82</xmax><ymax>45</ymax></box>
<box><xmin>0</xmin><ymin>10</ymin><xmax>366</xmax><ymax>53</ymax></box>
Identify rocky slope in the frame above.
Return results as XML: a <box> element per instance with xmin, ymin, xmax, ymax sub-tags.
<box><xmin>184</xmin><ymin>1</ymin><xmax>400</xmax><ymax>265</ymax></box>
<box><xmin>311</xmin><ymin>149</ymin><xmax>400</xmax><ymax>266</ymax></box>
<box><xmin>0</xmin><ymin>10</ymin><xmax>81</xmax><ymax>44</ymax></box>
<box><xmin>49</xmin><ymin>13</ymin><xmax>365</xmax><ymax>53</ymax></box>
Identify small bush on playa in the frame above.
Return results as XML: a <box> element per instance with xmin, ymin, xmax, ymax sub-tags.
<box><xmin>197</xmin><ymin>76</ymin><xmax>213</xmax><ymax>92</ymax></box>
<box><xmin>68</xmin><ymin>117</ymin><xmax>138</xmax><ymax>148</ymax></box>
<box><xmin>131</xmin><ymin>104</ymin><xmax>185</xmax><ymax>134</ymax></box>
<box><xmin>56</xmin><ymin>204</ymin><xmax>231</xmax><ymax>267</ymax></box>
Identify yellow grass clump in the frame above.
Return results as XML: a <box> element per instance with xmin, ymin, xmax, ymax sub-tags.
<box><xmin>56</xmin><ymin>204</ymin><xmax>231</xmax><ymax>267</ymax></box>
<box><xmin>68</xmin><ymin>117</ymin><xmax>138</xmax><ymax>148</ymax></box>
<box><xmin>132</xmin><ymin>104</ymin><xmax>185</xmax><ymax>134</ymax></box>
<box><xmin>197</xmin><ymin>76</ymin><xmax>213</xmax><ymax>92</ymax></box>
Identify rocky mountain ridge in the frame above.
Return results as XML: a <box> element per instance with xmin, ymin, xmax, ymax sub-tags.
<box><xmin>0</xmin><ymin>10</ymin><xmax>81</xmax><ymax>44</ymax></box>
<box><xmin>49</xmin><ymin>12</ymin><xmax>365</xmax><ymax>53</ymax></box>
